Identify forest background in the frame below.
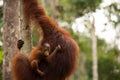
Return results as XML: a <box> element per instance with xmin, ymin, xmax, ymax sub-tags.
<box><xmin>0</xmin><ymin>0</ymin><xmax>120</xmax><ymax>80</ymax></box>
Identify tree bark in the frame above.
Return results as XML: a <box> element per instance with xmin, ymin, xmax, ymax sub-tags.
<box><xmin>49</xmin><ymin>0</ymin><xmax>57</xmax><ymax>20</ymax></box>
<box><xmin>41</xmin><ymin>0</ymin><xmax>46</xmax><ymax>8</ymax></box>
<box><xmin>20</xmin><ymin>0</ymin><xmax>32</xmax><ymax>56</ymax></box>
<box><xmin>91</xmin><ymin>15</ymin><xmax>98</xmax><ymax>80</ymax></box>
<box><xmin>2</xmin><ymin>0</ymin><xmax>20</xmax><ymax>80</ymax></box>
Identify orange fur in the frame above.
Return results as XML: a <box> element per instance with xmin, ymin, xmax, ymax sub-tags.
<box><xmin>11</xmin><ymin>0</ymin><xmax>79</xmax><ymax>80</ymax></box>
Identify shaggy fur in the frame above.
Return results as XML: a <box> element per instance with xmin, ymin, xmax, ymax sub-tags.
<box><xmin>11</xmin><ymin>0</ymin><xmax>79</xmax><ymax>80</ymax></box>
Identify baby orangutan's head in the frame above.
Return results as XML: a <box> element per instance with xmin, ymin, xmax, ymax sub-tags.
<box><xmin>42</xmin><ymin>43</ymin><xmax>50</xmax><ymax>56</ymax></box>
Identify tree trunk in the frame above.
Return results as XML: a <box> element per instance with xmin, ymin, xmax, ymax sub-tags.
<box><xmin>49</xmin><ymin>0</ymin><xmax>57</xmax><ymax>20</ymax></box>
<box><xmin>41</xmin><ymin>0</ymin><xmax>46</xmax><ymax>8</ymax></box>
<box><xmin>91</xmin><ymin>15</ymin><xmax>98</xmax><ymax>80</ymax></box>
<box><xmin>2</xmin><ymin>0</ymin><xmax>20</xmax><ymax>80</ymax></box>
<box><xmin>20</xmin><ymin>0</ymin><xmax>32</xmax><ymax>56</ymax></box>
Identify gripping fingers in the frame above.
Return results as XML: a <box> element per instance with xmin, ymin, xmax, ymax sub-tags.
<box><xmin>57</xmin><ymin>45</ymin><xmax>61</xmax><ymax>49</ymax></box>
<box><xmin>17</xmin><ymin>39</ymin><xmax>24</xmax><ymax>50</ymax></box>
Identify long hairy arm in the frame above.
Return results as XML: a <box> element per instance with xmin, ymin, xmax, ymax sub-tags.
<box><xmin>22</xmin><ymin>0</ymin><xmax>46</xmax><ymax>24</ymax></box>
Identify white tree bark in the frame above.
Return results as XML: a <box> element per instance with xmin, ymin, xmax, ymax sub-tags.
<box><xmin>2</xmin><ymin>0</ymin><xmax>20</xmax><ymax>80</ymax></box>
<box><xmin>91</xmin><ymin>15</ymin><xmax>98</xmax><ymax>80</ymax></box>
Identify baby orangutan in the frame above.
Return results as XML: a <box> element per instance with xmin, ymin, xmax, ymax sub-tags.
<box><xmin>30</xmin><ymin>43</ymin><xmax>61</xmax><ymax>76</ymax></box>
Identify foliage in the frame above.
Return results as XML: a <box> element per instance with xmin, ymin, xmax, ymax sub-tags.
<box><xmin>86</xmin><ymin>38</ymin><xmax>120</xmax><ymax>80</ymax></box>
<box><xmin>32</xmin><ymin>28</ymin><xmax>40</xmax><ymax>46</ymax></box>
<box><xmin>0</xmin><ymin>7</ymin><xmax>3</xmax><ymax>18</ymax></box>
<box><xmin>105</xmin><ymin>3</ymin><xmax>120</xmax><ymax>20</ymax></box>
<box><xmin>64</xmin><ymin>27</ymin><xmax>120</xmax><ymax>80</ymax></box>
<box><xmin>104</xmin><ymin>2</ymin><xmax>120</xmax><ymax>27</ymax></box>
<box><xmin>98</xmin><ymin>52</ymin><xmax>120</xmax><ymax>80</ymax></box>
<box><xmin>0</xmin><ymin>47</ymin><xmax>3</xmax><ymax>63</ymax></box>
<box><xmin>57</xmin><ymin>0</ymin><xmax>102</xmax><ymax>21</ymax></box>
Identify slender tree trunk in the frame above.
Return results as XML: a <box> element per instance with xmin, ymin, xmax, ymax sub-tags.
<box><xmin>2</xmin><ymin>0</ymin><xmax>20</xmax><ymax>80</ymax></box>
<box><xmin>49</xmin><ymin>0</ymin><xmax>57</xmax><ymax>20</ymax></box>
<box><xmin>91</xmin><ymin>15</ymin><xmax>98</xmax><ymax>80</ymax></box>
<box><xmin>20</xmin><ymin>0</ymin><xmax>32</xmax><ymax>56</ymax></box>
<box><xmin>41</xmin><ymin>0</ymin><xmax>46</xmax><ymax>8</ymax></box>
